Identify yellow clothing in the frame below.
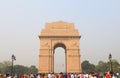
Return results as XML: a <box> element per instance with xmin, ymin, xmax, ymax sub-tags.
<box><xmin>44</xmin><ymin>75</ymin><xmax>47</xmax><ymax>78</ymax></box>
<box><xmin>0</xmin><ymin>74</ymin><xmax>2</xmax><ymax>78</ymax></box>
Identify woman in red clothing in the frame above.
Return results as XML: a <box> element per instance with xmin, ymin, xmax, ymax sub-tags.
<box><xmin>60</xmin><ymin>72</ymin><xmax>63</xmax><ymax>78</ymax></box>
<box><xmin>105</xmin><ymin>72</ymin><xmax>111</xmax><ymax>78</ymax></box>
<box><xmin>67</xmin><ymin>73</ymin><xmax>71</xmax><ymax>78</ymax></box>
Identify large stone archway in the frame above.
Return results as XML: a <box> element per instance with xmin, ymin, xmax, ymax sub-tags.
<box><xmin>39</xmin><ymin>21</ymin><xmax>82</xmax><ymax>73</ymax></box>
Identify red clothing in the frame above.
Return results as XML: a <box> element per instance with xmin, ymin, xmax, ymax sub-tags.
<box><xmin>80</xmin><ymin>74</ymin><xmax>84</xmax><ymax>78</ymax></box>
<box><xmin>67</xmin><ymin>74</ymin><xmax>71</xmax><ymax>78</ymax></box>
<box><xmin>60</xmin><ymin>74</ymin><xmax>63</xmax><ymax>78</ymax></box>
<box><xmin>106</xmin><ymin>73</ymin><xmax>111</xmax><ymax>78</ymax></box>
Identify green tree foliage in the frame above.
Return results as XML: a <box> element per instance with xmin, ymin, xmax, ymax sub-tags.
<box><xmin>14</xmin><ymin>65</ymin><xmax>29</xmax><ymax>74</ymax></box>
<box><xmin>82</xmin><ymin>60</ymin><xmax>95</xmax><ymax>73</ymax></box>
<box><xmin>82</xmin><ymin>60</ymin><xmax>120</xmax><ymax>73</ymax></box>
<box><xmin>0</xmin><ymin>61</ymin><xmax>38</xmax><ymax>74</ymax></box>
<box><xmin>95</xmin><ymin>61</ymin><xmax>109</xmax><ymax>73</ymax></box>
<box><xmin>14</xmin><ymin>65</ymin><xmax>38</xmax><ymax>74</ymax></box>
<box><xmin>28</xmin><ymin>65</ymin><xmax>38</xmax><ymax>74</ymax></box>
<box><xmin>0</xmin><ymin>61</ymin><xmax>11</xmax><ymax>74</ymax></box>
<box><xmin>0</xmin><ymin>59</ymin><xmax>119</xmax><ymax>75</ymax></box>
<box><xmin>111</xmin><ymin>59</ymin><xmax>120</xmax><ymax>73</ymax></box>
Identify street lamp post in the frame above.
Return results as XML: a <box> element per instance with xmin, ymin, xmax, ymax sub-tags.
<box><xmin>108</xmin><ymin>53</ymin><xmax>113</xmax><ymax>72</ymax></box>
<box><xmin>11</xmin><ymin>54</ymin><xmax>16</xmax><ymax>76</ymax></box>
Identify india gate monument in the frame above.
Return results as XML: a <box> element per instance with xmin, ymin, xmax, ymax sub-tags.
<box><xmin>38</xmin><ymin>21</ymin><xmax>82</xmax><ymax>73</ymax></box>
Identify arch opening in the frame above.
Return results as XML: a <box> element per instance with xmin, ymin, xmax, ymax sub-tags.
<box><xmin>53</xmin><ymin>43</ymin><xmax>66</xmax><ymax>73</ymax></box>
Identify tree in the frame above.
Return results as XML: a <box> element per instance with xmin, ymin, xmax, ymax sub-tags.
<box><xmin>95</xmin><ymin>61</ymin><xmax>109</xmax><ymax>73</ymax></box>
<box><xmin>0</xmin><ymin>61</ymin><xmax>11</xmax><ymax>74</ymax></box>
<box><xmin>95</xmin><ymin>60</ymin><xmax>120</xmax><ymax>73</ymax></box>
<box><xmin>14</xmin><ymin>65</ymin><xmax>38</xmax><ymax>74</ymax></box>
<box><xmin>82</xmin><ymin>60</ymin><xmax>95</xmax><ymax>73</ymax></box>
<box><xmin>0</xmin><ymin>60</ymin><xmax>38</xmax><ymax>75</ymax></box>
<box><xmin>111</xmin><ymin>59</ymin><xmax>120</xmax><ymax>73</ymax></box>
<box><xmin>0</xmin><ymin>63</ymin><xmax>3</xmax><ymax>73</ymax></box>
<box><xmin>28</xmin><ymin>65</ymin><xmax>38</xmax><ymax>74</ymax></box>
<box><xmin>14</xmin><ymin>65</ymin><xmax>29</xmax><ymax>74</ymax></box>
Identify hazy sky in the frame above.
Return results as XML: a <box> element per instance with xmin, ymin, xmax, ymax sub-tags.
<box><xmin>0</xmin><ymin>0</ymin><xmax>120</xmax><ymax>67</ymax></box>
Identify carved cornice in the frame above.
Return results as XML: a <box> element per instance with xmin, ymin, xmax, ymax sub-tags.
<box><xmin>39</xmin><ymin>55</ymin><xmax>52</xmax><ymax>57</ymax></box>
<box><xmin>39</xmin><ymin>36</ymin><xmax>81</xmax><ymax>39</ymax></box>
<box><xmin>68</xmin><ymin>55</ymin><xmax>81</xmax><ymax>57</ymax></box>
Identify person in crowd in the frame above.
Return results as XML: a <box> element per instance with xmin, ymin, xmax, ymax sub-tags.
<box><xmin>48</xmin><ymin>72</ymin><xmax>52</xmax><ymax>78</ymax></box>
<box><xmin>51</xmin><ymin>72</ymin><xmax>54</xmax><ymax>78</ymax></box>
<box><xmin>30</xmin><ymin>73</ymin><xmax>34</xmax><ymax>78</ymax></box>
<box><xmin>37</xmin><ymin>74</ymin><xmax>41</xmax><ymax>78</ymax></box>
<box><xmin>70</xmin><ymin>73</ymin><xmax>74</xmax><ymax>78</ymax></box>
<box><xmin>59</xmin><ymin>72</ymin><xmax>63</xmax><ymax>78</ymax></box>
<box><xmin>79</xmin><ymin>72</ymin><xmax>84</xmax><ymax>78</ymax></box>
<box><xmin>111</xmin><ymin>73</ymin><xmax>117</xmax><ymax>78</ymax></box>
<box><xmin>0</xmin><ymin>73</ymin><xmax>2</xmax><ymax>78</ymax></box>
<box><xmin>6</xmin><ymin>73</ymin><xmax>11</xmax><ymax>78</ymax></box>
<box><xmin>43</xmin><ymin>74</ymin><xmax>47</xmax><ymax>78</ymax></box>
<box><xmin>54</xmin><ymin>73</ymin><xmax>58</xmax><ymax>78</ymax></box>
<box><xmin>67</xmin><ymin>73</ymin><xmax>71</xmax><ymax>78</ymax></box>
<box><xmin>63</xmin><ymin>73</ymin><xmax>67</xmax><ymax>78</ymax></box>
<box><xmin>105</xmin><ymin>72</ymin><xmax>111</xmax><ymax>78</ymax></box>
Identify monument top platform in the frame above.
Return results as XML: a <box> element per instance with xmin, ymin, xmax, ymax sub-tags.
<box><xmin>40</xmin><ymin>21</ymin><xmax>80</xmax><ymax>37</ymax></box>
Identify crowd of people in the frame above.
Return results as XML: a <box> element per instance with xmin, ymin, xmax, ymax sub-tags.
<box><xmin>0</xmin><ymin>71</ymin><xmax>119</xmax><ymax>78</ymax></box>
<box><xmin>41</xmin><ymin>72</ymin><xmax>119</xmax><ymax>78</ymax></box>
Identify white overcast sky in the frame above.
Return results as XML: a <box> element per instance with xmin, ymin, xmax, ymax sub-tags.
<box><xmin>0</xmin><ymin>0</ymin><xmax>120</xmax><ymax>67</ymax></box>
